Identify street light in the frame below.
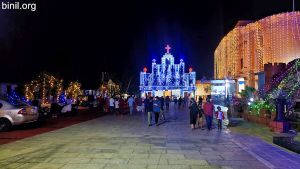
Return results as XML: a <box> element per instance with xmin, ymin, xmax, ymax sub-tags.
<box><xmin>225</xmin><ymin>79</ymin><xmax>230</xmax><ymax>106</ymax></box>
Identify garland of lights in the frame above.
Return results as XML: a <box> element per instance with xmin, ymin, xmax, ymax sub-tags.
<box><xmin>264</xmin><ymin>59</ymin><xmax>300</xmax><ymax>110</ymax></box>
<box><xmin>99</xmin><ymin>79</ymin><xmax>120</xmax><ymax>98</ymax></box>
<box><xmin>24</xmin><ymin>72</ymin><xmax>63</xmax><ymax>104</ymax></box>
<box><xmin>66</xmin><ymin>81</ymin><xmax>83</xmax><ymax>102</ymax></box>
<box><xmin>215</xmin><ymin>12</ymin><xmax>300</xmax><ymax>82</ymax></box>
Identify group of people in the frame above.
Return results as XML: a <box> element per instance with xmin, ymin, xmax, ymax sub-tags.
<box><xmin>173</xmin><ymin>96</ymin><xmax>189</xmax><ymax>109</ymax></box>
<box><xmin>102</xmin><ymin>94</ymin><xmax>225</xmax><ymax>130</ymax></box>
<box><xmin>105</xmin><ymin>96</ymin><xmax>136</xmax><ymax>115</ymax></box>
<box><xmin>104</xmin><ymin>95</ymin><xmax>151</xmax><ymax>116</ymax></box>
<box><xmin>144</xmin><ymin>96</ymin><xmax>171</xmax><ymax>126</ymax></box>
<box><xmin>189</xmin><ymin>97</ymin><xmax>225</xmax><ymax>130</ymax></box>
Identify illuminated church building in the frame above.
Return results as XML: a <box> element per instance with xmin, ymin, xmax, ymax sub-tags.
<box><xmin>140</xmin><ymin>45</ymin><xmax>196</xmax><ymax>98</ymax></box>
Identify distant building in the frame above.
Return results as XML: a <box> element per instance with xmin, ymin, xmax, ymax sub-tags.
<box><xmin>140</xmin><ymin>45</ymin><xmax>196</xmax><ymax>98</ymax></box>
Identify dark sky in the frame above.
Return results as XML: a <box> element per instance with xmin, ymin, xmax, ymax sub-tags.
<box><xmin>0</xmin><ymin>0</ymin><xmax>297</xmax><ymax>88</ymax></box>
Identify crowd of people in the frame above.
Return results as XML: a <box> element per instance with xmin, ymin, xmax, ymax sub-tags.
<box><xmin>96</xmin><ymin>94</ymin><xmax>225</xmax><ymax>130</ymax></box>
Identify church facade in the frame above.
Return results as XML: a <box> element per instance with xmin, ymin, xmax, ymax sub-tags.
<box><xmin>140</xmin><ymin>45</ymin><xmax>196</xmax><ymax>98</ymax></box>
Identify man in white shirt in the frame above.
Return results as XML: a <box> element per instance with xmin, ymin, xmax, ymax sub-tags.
<box><xmin>114</xmin><ymin>98</ymin><xmax>119</xmax><ymax>115</ymax></box>
<box><xmin>109</xmin><ymin>97</ymin><xmax>115</xmax><ymax>114</ymax></box>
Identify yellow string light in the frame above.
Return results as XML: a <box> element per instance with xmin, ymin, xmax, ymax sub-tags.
<box><xmin>214</xmin><ymin>12</ymin><xmax>300</xmax><ymax>87</ymax></box>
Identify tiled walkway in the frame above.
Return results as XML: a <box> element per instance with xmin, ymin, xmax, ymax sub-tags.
<box><xmin>231</xmin><ymin>133</ymin><xmax>300</xmax><ymax>169</ymax></box>
<box><xmin>0</xmin><ymin>104</ymin><xmax>291</xmax><ymax>169</ymax></box>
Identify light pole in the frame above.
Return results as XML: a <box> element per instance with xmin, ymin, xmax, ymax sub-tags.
<box><xmin>293</xmin><ymin>0</ymin><xmax>295</xmax><ymax>11</ymax></box>
<box><xmin>225</xmin><ymin>80</ymin><xmax>229</xmax><ymax>98</ymax></box>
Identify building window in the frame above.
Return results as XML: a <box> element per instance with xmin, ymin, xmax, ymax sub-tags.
<box><xmin>241</xmin><ymin>59</ymin><xmax>243</xmax><ymax>69</ymax></box>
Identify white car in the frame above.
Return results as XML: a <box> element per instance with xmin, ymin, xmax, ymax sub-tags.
<box><xmin>0</xmin><ymin>99</ymin><xmax>39</xmax><ymax>131</ymax></box>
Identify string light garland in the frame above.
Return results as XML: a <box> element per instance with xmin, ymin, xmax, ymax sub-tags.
<box><xmin>24</xmin><ymin>72</ymin><xmax>63</xmax><ymax>104</ymax></box>
<box><xmin>215</xmin><ymin>12</ymin><xmax>300</xmax><ymax>87</ymax></box>
<box><xmin>66</xmin><ymin>81</ymin><xmax>83</xmax><ymax>102</ymax></box>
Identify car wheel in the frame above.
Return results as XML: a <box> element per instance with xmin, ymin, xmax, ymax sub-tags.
<box><xmin>0</xmin><ymin>118</ymin><xmax>12</xmax><ymax>132</ymax></box>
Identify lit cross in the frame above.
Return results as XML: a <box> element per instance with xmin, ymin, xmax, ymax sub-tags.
<box><xmin>165</xmin><ymin>44</ymin><xmax>171</xmax><ymax>53</ymax></box>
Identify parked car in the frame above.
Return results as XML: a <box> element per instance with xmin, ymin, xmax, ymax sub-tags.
<box><xmin>0</xmin><ymin>99</ymin><xmax>39</xmax><ymax>131</ymax></box>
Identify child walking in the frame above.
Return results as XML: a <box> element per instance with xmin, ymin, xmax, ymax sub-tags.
<box><xmin>215</xmin><ymin>106</ymin><xmax>225</xmax><ymax>130</ymax></box>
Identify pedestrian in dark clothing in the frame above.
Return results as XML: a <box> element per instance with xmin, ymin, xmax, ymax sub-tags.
<box><xmin>189</xmin><ymin>98</ymin><xmax>199</xmax><ymax>130</ymax></box>
<box><xmin>144</xmin><ymin>97</ymin><xmax>150</xmax><ymax>114</ymax></box>
<box><xmin>178</xmin><ymin>97</ymin><xmax>183</xmax><ymax>109</ymax></box>
<box><xmin>198</xmin><ymin>96</ymin><xmax>203</xmax><ymax>107</ymax></box>
<box><xmin>160</xmin><ymin>97</ymin><xmax>165</xmax><ymax>120</ymax></box>
<box><xmin>160</xmin><ymin>97</ymin><xmax>164</xmax><ymax>110</ymax></box>
<box><xmin>148</xmin><ymin>97</ymin><xmax>153</xmax><ymax>126</ymax></box>
<box><xmin>165</xmin><ymin>96</ymin><xmax>171</xmax><ymax>111</ymax></box>
<box><xmin>119</xmin><ymin>97</ymin><xmax>125</xmax><ymax>115</ymax></box>
<box><xmin>203</xmin><ymin>98</ymin><xmax>214</xmax><ymax>130</ymax></box>
<box><xmin>174</xmin><ymin>97</ymin><xmax>178</xmax><ymax>108</ymax></box>
<box><xmin>153</xmin><ymin>97</ymin><xmax>161</xmax><ymax>126</ymax></box>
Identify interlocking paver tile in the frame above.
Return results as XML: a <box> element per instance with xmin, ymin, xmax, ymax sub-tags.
<box><xmin>155</xmin><ymin>164</ymin><xmax>190</xmax><ymax>169</ymax></box>
<box><xmin>0</xmin><ymin>105</ymin><xmax>275</xmax><ymax>169</ymax></box>
<box><xmin>108</xmin><ymin>158</ymin><xmax>129</xmax><ymax>164</ymax></box>
<box><xmin>104</xmin><ymin>164</ymin><xmax>147</xmax><ymax>169</ymax></box>
<box><xmin>128</xmin><ymin>158</ymin><xmax>159</xmax><ymax>165</ymax></box>
<box><xmin>61</xmin><ymin>163</ymin><xmax>106</xmax><ymax>169</ymax></box>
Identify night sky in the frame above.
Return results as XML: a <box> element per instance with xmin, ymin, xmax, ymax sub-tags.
<box><xmin>0</xmin><ymin>0</ymin><xmax>297</xmax><ymax>88</ymax></box>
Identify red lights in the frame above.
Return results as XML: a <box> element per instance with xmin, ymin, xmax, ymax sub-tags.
<box><xmin>143</xmin><ymin>67</ymin><xmax>147</xmax><ymax>72</ymax></box>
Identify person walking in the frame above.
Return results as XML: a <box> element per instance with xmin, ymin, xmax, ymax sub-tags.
<box><xmin>184</xmin><ymin>96</ymin><xmax>189</xmax><ymax>108</ymax></box>
<box><xmin>109</xmin><ymin>97</ymin><xmax>115</xmax><ymax>114</ymax></box>
<box><xmin>153</xmin><ymin>96</ymin><xmax>161</xmax><ymax>126</ymax></box>
<box><xmin>215</xmin><ymin>106</ymin><xmax>225</xmax><ymax>130</ymax></box>
<box><xmin>197</xmin><ymin>101</ymin><xmax>204</xmax><ymax>130</ymax></box>
<box><xmin>165</xmin><ymin>96</ymin><xmax>170</xmax><ymax>111</ymax></box>
<box><xmin>203</xmin><ymin>98</ymin><xmax>214</xmax><ymax>130</ymax></box>
<box><xmin>178</xmin><ymin>97</ymin><xmax>183</xmax><ymax>109</ymax></box>
<box><xmin>173</xmin><ymin>97</ymin><xmax>178</xmax><ymax>108</ymax></box>
<box><xmin>119</xmin><ymin>97</ymin><xmax>125</xmax><ymax>115</ymax></box>
<box><xmin>160</xmin><ymin>96</ymin><xmax>165</xmax><ymax>120</ymax></box>
<box><xmin>144</xmin><ymin>96</ymin><xmax>150</xmax><ymax>115</ymax></box>
<box><xmin>198</xmin><ymin>96</ymin><xmax>203</xmax><ymax>107</ymax></box>
<box><xmin>136</xmin><ymin>96</ymin><xmax>143</xmax><ymax>112</ymax></box>
<box><xmin>148</xmin><ymin>97</ymin><xmax>153</xmax><ymax>126</ymax></box>
<box><xmin>189</xmin><ymin>98</ymin><xmax>199</xmax><ymax>130</ymax></box>
<box><xmin>114</xmin><ymin>98</ymin><xmax>120</xmax><ymax>116</ymax></box>
<box><xmin>127</xmin><ymin>96</ymin><xmax>135</xmax><ymax>115</ymax></box>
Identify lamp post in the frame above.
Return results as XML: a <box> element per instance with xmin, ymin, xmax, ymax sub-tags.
<box><xmin>293</xmin><ymin>0</ymin><xmax>295</xmax><ymax>12</ymax></box>
<box><xmin>225</xmin><ymin>79</ymin><xmax>230</xmax><ymax>105</ymax></box>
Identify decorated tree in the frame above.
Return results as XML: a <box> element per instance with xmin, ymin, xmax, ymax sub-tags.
<box><xmin>66</xmin><ymin>81</ymin><xmax>83</xmax><ymax>101</ymax></box>
<box><xmin>24</xmin><ymin>72</ymin><xmax>63</xmax><ymax>104</ymax></box>
<box><xmin>107</xmin><ymin>79</ymin><xmax>120</xmax><ymax>97</ymax></box>
<box><xmin>99</xmin><ymin>79</ymin><xmax>121</xmax><ymax>98</ymax></box>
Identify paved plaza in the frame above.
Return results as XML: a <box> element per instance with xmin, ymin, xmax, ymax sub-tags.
<box><xmin>0</xmin><ymin>105</ymin><xmax>299</xmax><ymax>169</ymax></box>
